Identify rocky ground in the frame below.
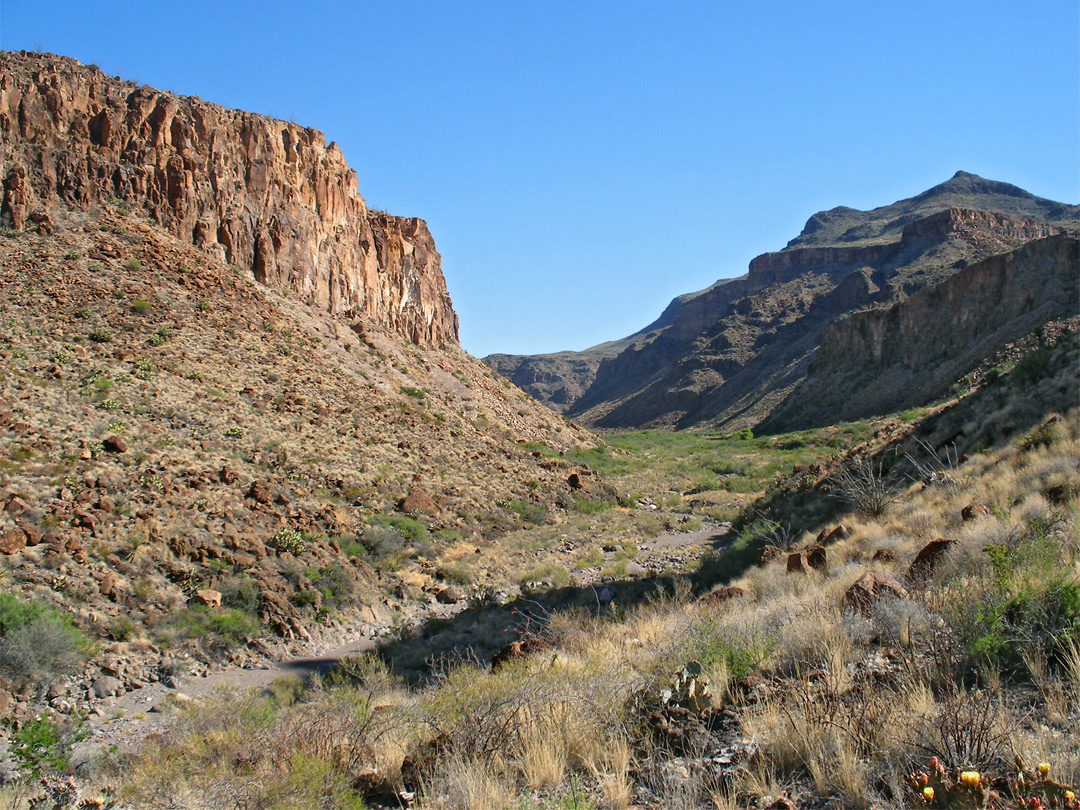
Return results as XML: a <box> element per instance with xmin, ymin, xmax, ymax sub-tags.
<box><xmin>0</xmin><ymin>203</ymin><xmax>610</xmax><ymax>742</ymax></box>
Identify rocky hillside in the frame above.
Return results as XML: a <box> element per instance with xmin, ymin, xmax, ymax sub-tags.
<box><xmin>0</xmin><ymin>54</ymin><xmax>610</xmax><ymax>727</ymax></box>
<box><xmin>0</xmin><ymin>50</ymin><xmax>458</xmax><ymax>347</ymax></box>
<box><xmin>489</xmin><ymin>174</ymin><xmax>1079</xmax><ymax>430</ymax></box>
<box><xmin>763</xmin><ymin>233</ymin><xmax>1080</xmax><ymax>431</ymax></box>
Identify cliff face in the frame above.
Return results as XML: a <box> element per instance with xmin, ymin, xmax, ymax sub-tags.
<box><xmin>763</xmin><ymin>234</ymin><xmax>1080</xmax><ymax>430</ymax></box>
<box><xmin>0</xmin><ymin>51</ymin><xmax>458</xmax><ymax>347</ymax></box>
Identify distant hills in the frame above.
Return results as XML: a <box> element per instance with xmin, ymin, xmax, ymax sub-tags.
<box><xmin>487</xmin><ymin>172</ymin><xmax>1079</xmax><ymax>431</ymax></box>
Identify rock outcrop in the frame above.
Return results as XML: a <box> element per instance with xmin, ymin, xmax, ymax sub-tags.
<box><xmin>0</xmin><ymin>51</ymin><xmax>458</xmax><ymax>347</ymax></box>
<box><xmin>764</xmin><ymin>234</ymin><xmax>1080</xmax><ymax>430</ymax></box>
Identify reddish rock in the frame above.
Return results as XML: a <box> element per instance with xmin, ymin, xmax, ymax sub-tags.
<box><xmin>756</xmin><ymin>545</ymin><xmax>782</xmax><ymax>566</ymax></box>
<box><xmin>99</xmin><ymin>572</ymin><xmax>118</xmax><ymax>598</ymax></box>
<box><xmin>805</xmin><ymin>546</ymin><xmax>828</xmax><ymax>571</ymax></box>
<box><xmin>907</xmin><ymin>538</ymin><xmax>956</xmax><ymax>582</ymax></box>
<box><xmin>220</xmin><ymin>466</ymin><xmax>239</xmax><ymax>484</ymax></box>
<box><xmin>102</xmin><ymin>436</ymin><xmax>127</xmax><ymax>453</ymax></box>
<box><xmin>961</xmin><ymin>503</ymin><xmax>991</xmax><ymax>521</ymax></box>
<box><xmin>844</xmin><ymin>572</ymin><xmax>907</xmax><ymax>612</ymax></box>
<box><xmin>435</xmin><ymin>585</ymin><xmax>464</xmax><ymax>604</ymax></box>
<box><xmin>73</xmin><ymin>508</ymin><xmax>98</xmax><ymax>536</ymax></box>
<box><xmin>821</xmin><ymin>525</ymin><xmax>849</xmax><ymax>546</ymax></box>
<box><xmin>491</xmin><ymin>637</ymin><xmax>547</xmax><ymax>671</ymax></box>
<box><xmin>15</xmin><ymin>521</ymin><xmax>40</xmax><ymax>547</ymax></box>
<box><xmin>247</xmin><ymin>480</ymin><xmax>273</xmax><ymax>505</ymax></box>
<box><xmin>700</xmin><ymin>586</ymin><xmax>746</xmax><ymax>606</ymax></box>
<box><xmin>0</xmin><ymin>688</ymin><xmax>13</xmax><ymax>719</ymax></box>
<box><xmin>0</xmin><ymin>530</ymin><xmax>26</xmax><ymax>555</ymax></box>
<box><xmin>567</xmin><ymin>473</ymin><xmax>584</xmax><ymax>490</ymax></box>
<box><xmin>871</xmin><ymin>548</ymin><xmax>895</xmax><ymax>562</ymax></box>
<box><xmin>399</xmin><ymin>487</ymin><xmax>441</xmax><ymax>517</ymax></box>
<box><xmin>191</xmin><ymin>589</ymin><xmax>223</xmax><ymax>609</ymax></box>
<box><xmin>786</xmin><ymin>551</ymin><xmax>813</xmax><ymax>574</ymax></box>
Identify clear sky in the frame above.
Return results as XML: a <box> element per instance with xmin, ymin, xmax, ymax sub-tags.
<box><xmin>2</xmin><ymin>1</ymin><xmax>1077</xmax><ymax>357</ymax></box>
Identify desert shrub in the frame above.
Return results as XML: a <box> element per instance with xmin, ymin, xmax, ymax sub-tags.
<box><xmin>678</xmin><ymin>615</ymin><xmax>775</xmax><ymax>680</ymax></box>
<box><xmin>572</xmin><ymin>497</ymin><xmax>609</xmax><ymax>514</ymax></box>
<box><xmin>0</xmin><ymin>593</ymin><xmax>92</xmax><ymax>688</ymax></box>
<box><xmin>270</xmin><ymin>527</ymin><xmax>307</xmax><ymax>554</ymax></box>
<box><xmin>1012</xmin><ymin>345</ymin><xmax>1052</xmax><ymax>388</ymax></box>
<box><xmin>362</xmin><ymin>525</ymin><xmax>408</xmax><ymax>562</ymax></box>
<box><xmin>167</xmin><ymin>605</ymin><xmax>261</xmax><ymax>649</ymax></box>
<box><xmin>364</xmin><ymin>515</ymin><xmax>430</xmax><ymax>563</ymax></box>
<box><xmin>309</xmin><ymin>562</ymin><xmax>355</xmax><ymax>607</ymax></box>
<box><xmin>107</xmin><ymin>616</ymin><xmax>137</xmax><ymax>641</ymax></box>
<box><xmin>10</xmin><ymin>714</ymin><xmax>84</xmax><ymax>777</ymax></box>
<box><xmin>88</xmin><ymin>327</ymin><xmax>112</xmax><ymax>343</ymax></box>
<box><xmin>502</xmin><ymin>499</ymin><xmax>548</xmax><ymax>525</ymax></box>
<box><xmin>220</xmin><ymin>573</ymin><xmax>262</xmax><ymax>614</ymax></box>
<box><xmin>960</xmin><ymin>518</ymin><xmax>1080</xmax><ymax>678</ymax></box>
<box><xmin>912</xmin><ymin>685</ymin><xmax>1012</xmax><ymax>773</ymax></box>
<box><xmin>130</xmin><ymin>298</ymin><xmax>152</xmax><ymax>314</ymax></box>
<box><xmin>830</xmin><ymin>456</ymin><xmax>900</xmax><ymax>518</ymax></box>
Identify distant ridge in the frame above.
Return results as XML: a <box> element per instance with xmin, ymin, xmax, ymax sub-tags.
<box><xmin>487</xmin><ymin>173</ymin><xmax>1079</xmax><ymax>429</ymax></box>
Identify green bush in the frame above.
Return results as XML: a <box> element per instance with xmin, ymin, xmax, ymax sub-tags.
<box><xmin>368</xmin><ymin>514</ymin><xmax>429</xmax><ymax>544</ymax></box>
<box><xmin>10</xmin><ymin>714</ymin><xmax>84</xmax><ymax>776</ymax></box>
<box><xmin>130</xmin><ymin>299</ymin><xmax>152</xmax><ymax>314</ymax></box>
<box><xmin>572</xmin><ymin>497</ymin><xmax>610</xmax><ymax>514</ymax></box>
<box><xmin>168</xmin><ymin>606</ymin><xmax>261</xmax><ymax>648</ymax></box>
<box><xmin>1011</xmin><ymin>345</ymin><xmax>1051</xmax><ymax>388</ymax></box>
<box><xmin>88</xmin><ymin>327</ymin><xmax>113</xmax><ymax>343</ymax></box>
<box><xmin>0</xmin><ymin>593</ymin><xmax>92</xmax><ymax>687</ymax></box>
<box><xmin>502</xmin><ymin>499</ymin><xmax>548</xmax><ymax>525</ymax></box>
<box><xmin>964</xmin><ymin>519</ymin><xmax>1080</xmax><ymax>677</ymax></box>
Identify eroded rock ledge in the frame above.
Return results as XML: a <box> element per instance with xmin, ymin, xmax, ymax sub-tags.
<box><xmin>0</xmin><ymin>51</ymin><xmax>458</xmax><ymax>347</ymax></box>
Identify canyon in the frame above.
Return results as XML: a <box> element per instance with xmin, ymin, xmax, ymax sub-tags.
<box><xmin>488</xmin><ymin>175</ymin><xmax>1079</xmax><ymax>431</ymax></box>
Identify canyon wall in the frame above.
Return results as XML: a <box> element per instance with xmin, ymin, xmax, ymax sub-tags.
<box><xmin>762</xmin><ymin>234</ymin><xmax>1080</xmax><ymax>431</ymax></box>
<box><xmin>0</xmin><ymin>51</ymin><xmax>458</xmax><ymax>347</ymax></box>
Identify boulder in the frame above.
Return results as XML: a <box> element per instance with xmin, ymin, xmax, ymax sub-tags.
<box><xmin>91</xmin><ymin>675</ymin><xmax>124</xmax><ymax>699</ymax></box>
<box><xmin>399</xmin><ymin>487</ymin><xmax>441</xmax><ymax>517</ymax></box>
<box><xmin>756</xmin><ymin>545</ymin><xmax>782</xmax><ymax>566</ymax></box>
<box><xmin>435</xmin><ymin>585</ymin><xmax>464</xmax><ymax>605</ymax></box>
<box><xmin>247</xmin><ymin>480</ymin><xmax>273</xmax><ymax>504</ymax></box>
<box><xmin>907</xmin><ymin>538</ymin><xmax>955</xmax><ymax>582</ymax></box>
<box><xmin>805</xmin><ymin>546</ymin><xmax>828</xmax><ymax>571</ymax></box>
<box><xmin>786</xmin><ymin>551</ymin><xmax>813</xmax><ymax>574</ymax></box>
<box><xmin>191</xmin><ymin>589</ymin><xmax>222</xmax><ymax>609</ymax></box>
<box><xmin>0</xmin><ymin>530</ymin><xmax>26</xmax><ymax>555</ymax></box>
<box><xmin>102</xmin><ymin>436</ymin><xmax>127</xmax><ymax>453</ymax></box>
<box><xmin>961</xmin><ymin>503</ymin><xmax>991</xmax><ymax>521</ymax></box>
<box><xmin>821</xmin><ymin>525</ymin><xmax>849</xmax><ymax>546</ymax></box>
<box><xmin>844</xmin><ymin>572</ymin><xmax>907</xmax><ymax>612</ymax></box>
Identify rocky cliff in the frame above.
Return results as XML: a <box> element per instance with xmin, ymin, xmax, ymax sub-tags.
<box><xmin>761</xmin><ymin>234</ymin><xmax>1080</xmax><ymax>430</ymax></box>
<box><xmin>0</xmin><ymin>51</ymin><xmax>458</xmax><ymax>347</ymax></box>
<box><xmin>487</xmin><ymin>174</ymin><xmax>1079</xmax><ymax>430</ymax></box>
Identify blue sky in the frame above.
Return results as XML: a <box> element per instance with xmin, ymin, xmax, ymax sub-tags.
<box><xmin>3</xmin><ymin>1</ymin><xmax>1077</xmax><ymax>357</ymax></box>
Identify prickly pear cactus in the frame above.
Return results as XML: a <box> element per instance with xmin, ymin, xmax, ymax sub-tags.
<box><xmin>1010</xmin><ymin>755</ymin><xmax>1078</xmax><ymax>810</ymax></box>
<box><xmin>657</xmin><ymin>661</ymin><xmax>713</xmax><ymax>714</ymax></box>
<box><xmin>909</xmin><ymin>758</ymin><xmax>988</xmax><ymax>808</ymax></box>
